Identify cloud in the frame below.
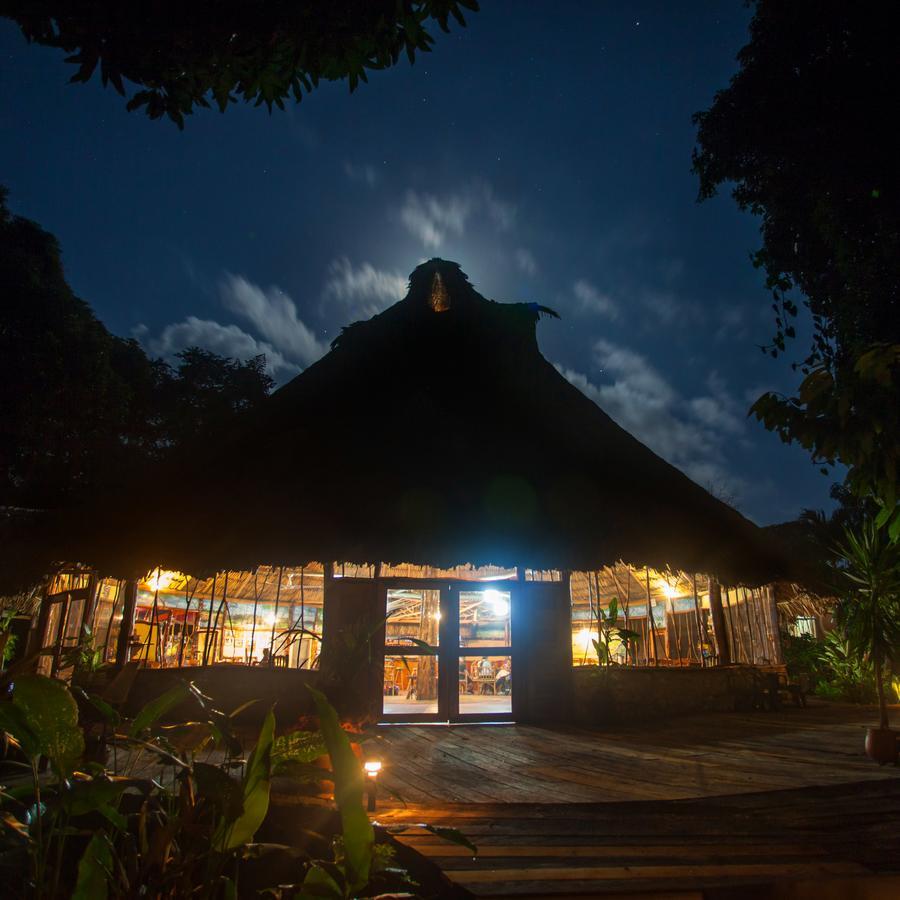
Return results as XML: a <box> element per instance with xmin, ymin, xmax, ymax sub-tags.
<box><xmin>714</xmin><ymin>304</ymin><xmax>747</xmax><ymax>341</ymax></box>
<box><xmin>322</xmin><ymin>257</ymin><xmax>407</xmax><ymax>319</ymax></box>
<box><xmin>556</xmin><ymin>339</ymin><xmax>749</xmax><ymax>504</ymax></box>
<box><xmin>398</xmin><ymin>181</ymin><xmax>516</xmax><ymax>248</ymax></box>
<box><xmin>142</xmin><ymin>316</ymin><xmax>302</xmax><ymax>383</ymax></box>
<box><xmin>515</xmin><ymin>248</ymin><xmax>538</xmax><ymax>276</ymax></box>
<box><xmin>137</xmin><ymin>274</ymin><xmax>327</xmax><ymax>385</ymax></box>
<box><xmin>343</xmin><ymin>161</ymin><xmax>378</xmax><ymax>187</ymax></box>
<box><xmin>573</xmin><ymin>279</ymin><xmax>619</xmax><ymax>319</ymax></box>
<box><xmin>640</xmin><ymin>290</ymin><xmax>680</xmax><ymax>324</ymax></box>
<box><xmin>220</xmin><ymin>274</ymin><xmax>327</xmax><ymax>367</ymax></box>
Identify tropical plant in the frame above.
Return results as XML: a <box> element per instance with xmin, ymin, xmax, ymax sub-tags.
<box><xmin>591</xmin><ymin>598</ymin><xmax>640</xmax><ymax>667</ymax></box>
<box><xmin>58</xmin><ymin>626</ymin><xmax>105</xmax><ymax>678</ymax></box>
<box><xmin>0</xmin><ymin>609</ymin><xmax>19</xmax><ymax>667</ymax></box>
<box><xmin>0</xmin><ymin>673</ymin><xmax>284</xmax><ymax>898</ymax></box>
<box><xmin>830</xmin><ymin>520</ymin><xmax>900</xmax><ymax>729</ymax></box>
<box><xmin>813</xmin><ymin>632</ymin><xmax>876</xmax><ymax>704</ymax></box>
<box><xmin>0</xmin><ymin>671</ymin><xmax>470</xmax><ymax>898</ymax></box>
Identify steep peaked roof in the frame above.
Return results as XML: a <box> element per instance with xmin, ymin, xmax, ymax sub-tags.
<box><xmin>29</xmin><ymin>259</ymin><xmax>785</xmax><ymax>583</ymax></box>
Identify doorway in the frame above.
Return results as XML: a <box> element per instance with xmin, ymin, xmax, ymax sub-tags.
<box><xmin>381</xmin><ymin>583</ymin><xmax>514</xmax><ymax>722</ymax></box>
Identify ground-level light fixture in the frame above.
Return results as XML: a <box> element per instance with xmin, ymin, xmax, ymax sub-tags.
<box><xmin>364</xmin><ymin>759</ymin><xmax>382</xmax><ymax>811</ymax></box>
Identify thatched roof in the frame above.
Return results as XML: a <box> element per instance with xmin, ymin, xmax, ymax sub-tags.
<box><xmin>11</xmin><ymin>260</ymin><xmax>785</xmax><ymax>585</ymax></box>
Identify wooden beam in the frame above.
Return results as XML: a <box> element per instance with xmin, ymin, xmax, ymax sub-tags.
<box><xmin>708</xmin><ymin>578</ymin><xmax>731</xmax><ymax>665</ymax></box>
<box><xmin>115</xmin><ymin>579</ymin><xmax>138</xmax><ymax>667</ymax></box>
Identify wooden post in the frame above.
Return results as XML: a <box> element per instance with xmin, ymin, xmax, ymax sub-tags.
<box><xmin>691</xmin><ymin>574</ymin><xmax>706</xmax><ymax>663</ymax></box>
<box><xmin>644</xmin><ymin>569</ymin><xmax>659</xmax><ymax>666</ymax></box>
<box><xmin>101</xmin><ymin>579</ymin><xmax>122</xmax><ymax>664</ymax></box>
<box><xmin>83</xmin><ymin>571</ymin><xmax>100</xmax><ymax>635</ymax></box>
<box><xmin>26</xmin><ymin>579</ymin><xmax>53</xmax><ymax>669</ymax></box>
<box><xmin>766</xmin><ymin>585</ymin><xmax>784</xmax><ymax>663</ymax></box>
<box><xmin>724</xmin><ymin>587</ymin><xmax>745</xmax><ymax>663</ymax></box>
<box><xmin>739</xmin><ymin>587</ymin><xmax>757</xmax><ymax>665</ymax></box>
<box><xmin>416</xmin><ymin>589</ymin><xmax>439</xmax><ymax>700</ymax></box>
<box><xmin>115</xmin><ymin>580</ymin><xmax>138</xmax><ymax>667</ymax></box>
<box><xmin>209</xmin><ymin>571</ymin><xmax>229</xmax><ymax>663</ymax></box>
<box><xmin>202</xmin><ymin>573</ymin><xmax>218</xmax><ymax>666</ymax></box>
<box><xmin>177</xmin><ymin>578</ymin><xmax>195</xmax><ymax>668</ymax></box>
<box><xmin>708</xmin><ymin>578</ymin><xmax>731</xmax><ymax>665</ymax></box>
<box><xmin>268</xmin><ymin>566</ymin><xmax>284</xmax><ymax>664</ymax></box>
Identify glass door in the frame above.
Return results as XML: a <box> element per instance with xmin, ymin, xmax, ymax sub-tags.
<box><xmin>453</xmin><ymin>586</ymin><xmax>513</xmax><ymax>721</ymax></box>
<box><xmin>381</xmin><ymin>583</ymin><xmax>514</xmax><ymax>722</ymax></box>
<box><xmin>382</xmin><ymin>587</ymin><xmax>442</xmax><ymax>721</ymax></box>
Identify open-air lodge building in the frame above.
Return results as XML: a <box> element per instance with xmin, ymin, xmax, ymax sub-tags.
<box><xmin>20</xmin><ymin>260</ymin><xmax>789</xmax><ymax>725</ymax></box>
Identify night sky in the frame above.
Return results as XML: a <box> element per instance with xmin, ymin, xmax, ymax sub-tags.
<box><xmin>0</xmin><ymin>3</ymin><xmax>836</xmax><ymax>525</ymax></box>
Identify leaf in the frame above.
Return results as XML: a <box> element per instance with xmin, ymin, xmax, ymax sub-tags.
<box><xmin>128</xmin><ymin>681</ymin><xmax>191</xmax><ymax>736</ymax></box>
<box><xmin>298</xmin><ymin>863</ymin><xmax>344</xmax><ymax>899</ymax></box>
<box><xmin>0</xmin><ymin>811</ymin><xmax>31</xmax><ymax>843</ymax></box>
<box><xmin>0</xmin><ymin>699</ymin><xmax>40</xmax><ymax>760</ymax></box>
<box><xmin>11</xmin><ymin>674</ymin><xmax>84</xmax><ymax>776</ymax></box>
<box><xmin>214</xmin><ymin>707</ymin><xmax>275</xmax><ymax>850</ymax></box>
<box><xmin>84</xmin><ymin>691</ymin><xmax>121</xmax><ymax>726</ymax></box>
<box><xmin>608</xmin><ymin>597</ymin><xmax>618</xmax><ymax>623</ymax></box>
<box><xmin>308</xmin><ymin>686</ymin><xmax>373</xmax><ymax>892</ymax></box>
<box><xmin>422</xmin><ymin>824</ymin><xmax>478</xmax><ymax>855</ymax></box>
<box><xmin>228</xmin><ymin>698</ymin><xmax>260</xmax><ymax>719</ymax></box>
<box><xmin>616</xmin><ymin>629</ymin><xmax>641</xmax><ymax>649</ymax></box>
<box><xmin>63</xmin><ymin>775</ymin><xmax>131</xmax><ymax>818</ymax></box>
<box><xmin>194</xmin><ymin>762</ymin><xmax>243</xmax><ymax>820</ymax></box>
<box><xmin>73</xmin><ymin>833</ymin><xmax>112</xmax><ymax>900</ymax></box>
<box><xmin>592</xmin><ymin>639</ymin><xmax>608</xmax><ymax>663</ymax></box>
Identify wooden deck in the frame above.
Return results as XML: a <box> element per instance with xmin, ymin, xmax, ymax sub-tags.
<box><xmin>370</xmin><ymin>703</ymin><xmax>900</xmax><ymax>896</ymax></box>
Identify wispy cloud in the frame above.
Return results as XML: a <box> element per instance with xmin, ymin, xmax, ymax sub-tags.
<box><xmin>141</xmin><ymin>317</ymin><xmax>302</xmax><ymax>383</ymax></box>
<box><xmin>322</xmin><ymin>257</ymin><xmax>407</xmax><ymax>320</ymax></box>
<box><xmin>343</xmin><ymin>161</ymin><xmax>378</xmax><ymax>187</ymax></box>
<box><xmin>137</xmin><ymin>274</ymin><xmax>327</xmax><ymax>384</ymax></box>
<box><xmin>515</xmin><ymin>248</ymin><xmax>538</xmax><ymax>276</ymax></box>
<box><xmin>715</xmin><ymin>303</ymin><xmax>747</xmax><ymax>341</ymax></box>
<box><xmin>556</xmin><ymin>338</ymin><xmax>749</xmax><ymax>505</ymax></box>
<box><xmin>221</xmin><ymin>274</ymin><xmax>327</xmax><ymax>367</ymax></box>
<box><xmin>573</xmin><ymin>279</ymin><xmax>618</xmax><ymax>319</ymax></box>
<box><xmin>398</xmin><ymin>180</ymin><xmax>516</xmax><ymax>249</ymax></box>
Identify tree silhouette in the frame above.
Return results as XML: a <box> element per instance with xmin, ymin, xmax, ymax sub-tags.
<box><xmin>0</xmin><ymin>187</ymin><xmax>274</xmax><ymax>508</ymax></box>
<box><xmin>693</xmin><ymin>1</ymin><xmax>900</xmax><ymax>535</ymax></box>
<box><xmin>2</xmin><ymin>1</ymin><xmax>478</xmax><ymax>127</ymax></box>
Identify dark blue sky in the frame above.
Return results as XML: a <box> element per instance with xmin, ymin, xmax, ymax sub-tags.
<box><xmin>0</xmin><ymin>3</ymin><xmax>835</xmax><ymax>524</ymax></box>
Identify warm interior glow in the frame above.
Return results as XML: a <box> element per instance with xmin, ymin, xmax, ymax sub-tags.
<box><xmin>364</xmin><ymin>760</ymin><xmax>382</xmax><ymax>777</ymax></box>
<box><xmin>661</xmin><ymin>582</ymin><xmax>678</xmax><ymax>600</ymax></box>
<box><xmin>143</xmin><ymin>569</ymin><xmax>178</xmax><ymax>592</ymax></box>
<box><xmin>575</xmin><ymin>628</ymin><xmax>594</xmax><ymax>652</ymax></box>
<box><xmin>484</xmin><ymin>589</ymin><xmax>510</xmax><ymax>617</ymax></box>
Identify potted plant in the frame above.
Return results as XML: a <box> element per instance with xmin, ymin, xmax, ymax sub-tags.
<box><xmin>831</xmin><ymin>519</ymin><xmax>900</xmax><ymax>764</ymax></box>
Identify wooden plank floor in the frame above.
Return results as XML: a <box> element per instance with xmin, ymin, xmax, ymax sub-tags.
<box><xmin>369</xmin><ymin>703</ymin><xmax>900</xmax><ymax>896</ymax></box>
<box><xmin>371</xmin><ymin>702</ymin><xmax>899</xmax><ymax>804</ymax></box>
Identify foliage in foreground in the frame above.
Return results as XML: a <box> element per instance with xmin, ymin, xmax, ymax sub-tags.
<box><xmin>3</xmin><ymin>1</ymin><xmax>479</xmax><ymax>128</ymax></box>
<box><xmin>0</xmin><ymin>669</ymin><xmax>471</xmax><ymax>898</ymax></box>
<box><xmin>784</xmin><ymin>517</ymin><xmax>900</xmax><ymax>720</ymax></box>
<box><xmin>692</xmin><ymin>1</ymin><xmax>900</xmax><ymax>530</ymax></box>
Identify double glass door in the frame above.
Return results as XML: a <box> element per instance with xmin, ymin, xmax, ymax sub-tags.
<box><xmin>382</xmin><ymin>584</ymin><xmax>513</xmax><ymax>722</ymax></box>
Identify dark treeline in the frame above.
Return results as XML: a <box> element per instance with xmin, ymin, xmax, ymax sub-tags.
<box><xmin>0</xmin><ymin>187</ymin><xmax>273</xmax><ymax>510</ymax></box>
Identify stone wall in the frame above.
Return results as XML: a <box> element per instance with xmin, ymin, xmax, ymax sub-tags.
<box><xmin>572</xmin><ymin>664</ymin><xmax>761</xmax><ymax>726</ymax></box>
<box><xmin>124</xmin><ymin>666</ymin><xmax>320</xmax><ymax>728</ymax></box>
